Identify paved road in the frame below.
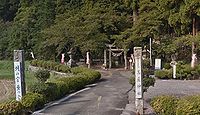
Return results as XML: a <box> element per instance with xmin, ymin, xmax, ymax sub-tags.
<box><xmin>34</xmin><ymin>70</ymin><xmax>132</xmax><ymax>115</ymax></box>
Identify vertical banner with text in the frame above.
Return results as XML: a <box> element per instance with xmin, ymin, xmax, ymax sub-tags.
<box><xmin>14</xmin><ymin>50</ymin><xmax>26</xmax><ymax>101</ymax></box>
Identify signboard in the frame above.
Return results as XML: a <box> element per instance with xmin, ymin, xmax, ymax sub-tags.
<box><xmin>14</xmin><ymin>62</ymin><xmax>22</xmax><ymax>101</ymax></box>
<box><xmin>155</xmin><ymin>59</ymin><xmax>161</xmax><ymax>70</ymax></box>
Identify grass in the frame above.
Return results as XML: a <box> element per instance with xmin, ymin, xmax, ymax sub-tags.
<box><xmin>0</xmin><ymin>60</ymin><xmax>37</xmax><ymax>86</ymax></box>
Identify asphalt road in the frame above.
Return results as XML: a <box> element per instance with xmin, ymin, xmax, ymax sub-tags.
<box><xmin>34</xmin><ymin>70</ymin><xmax>132</xmax><ymax>115</ymax></box>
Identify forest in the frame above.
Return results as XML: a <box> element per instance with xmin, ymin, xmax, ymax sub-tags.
<box><xmin>0</xmin><ymin>0</ymin><xmax>200</xmax><ymax>63</ymax></box>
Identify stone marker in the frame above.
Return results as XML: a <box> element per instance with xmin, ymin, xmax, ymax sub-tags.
<box><xmin>170</xmin><ymin>60</ymin><xmax>177</xmax><ymax>79</ymax></box>
<box><xmin>86</xmin><ymin>52</ymin><xmax>90</xmax><ymax>68</ymax></box>
<box><xmin>134</xmin><ymin>47</ymin><xmax>143</xmax><ymax>114</ymax></box>
<box><xmin>14</xmin><ymin>50</ymin><xmax>26</xmax><ymax>101</ymax></box>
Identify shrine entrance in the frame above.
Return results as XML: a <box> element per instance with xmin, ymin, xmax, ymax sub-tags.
<box><xmin>104</xmin><ymin>44</ymin><xmax>131</xmax><ymax>70</ymax></box>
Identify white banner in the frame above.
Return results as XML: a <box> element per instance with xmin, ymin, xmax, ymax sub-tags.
<box><xmin>14</xmin><ymin>62</ymin><xmax>22</xmax><ymax>101</ymax></box>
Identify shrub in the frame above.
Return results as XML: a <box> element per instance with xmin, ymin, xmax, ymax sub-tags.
<box><xmin>150</xmin><ymin>95</ymin><xmax>177</xmax><ymax>115</ymax></box>
<box><xmin>52</xmin><ymin>80</ymin><xmax>70</xmax><ymax>97</ymax></box>
<box><xmin>28</xmin><ymin>82</ymin><xmax>58</xmax><ymax>102</ymax></box>
<box><xmin>176</xmin><ymin>64</ymin><xmax>200</xmax><ymax>80</ymax></box>
<box><xmin>0</xmin><ymin>100</ymin><xmax>24</xmax><ymax>115</ymax></box>
<box><xmin>34</xmin><ymin>69</ymin><xmax>50</xmax><ymax>83</ymax></box>
<box><xmin>58</xmin><ymin>76</ymin><xmax>86</xmax><ymax>91</ymax></box>
<box><xmin>21</xmin><ymin>93</ymin><xmax>45</xmax><ymax>112</ymax></box>
<box><xmin>154</xmin><ymin>69</ymin><xmax>172</xmax><ymax>79</ymax></box>
<box><xmin>176</xmin><ymin>95</ymin><xmax>200</xmax><ymax>115</ymax></box>
<box><xmin>163</xmin><ymin>63</ymin><xmax>171</xmax><ymax>69</ymax></box>
<box><xmin>71</xmin><ymin>67</ymin><xmax>89</xmax><ymax>74</ymax></box>
<box><xmin>143</xmin><ymin>77</ymin><xmax>155</xmax><ymax>91</ymax></box>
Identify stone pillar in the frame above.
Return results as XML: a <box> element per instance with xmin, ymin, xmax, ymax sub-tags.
<box><xmin>104</xmin><ymin>50</ymin><xmax>107</xmax><ymax>68</ymax></box>
<box><xmin>109</xmin><ymin>49</ymin><xmax>112</xmax><ymax>69</ymax></box>
<box><xmin>86</xmin><ymin>52</ymin><xmax>90</xmax><ymax>68</ymax></box>
<box><xmin>124</xmin><ymin>50</ymin><xmax>127</xmax><ymax>70</ymax></box>
<box><xmin>14</xmin><ymin>50</ymin><xmax>26</xmax><ymax>101</ymax></box>
<box><xmin>134</xmin><ymin>47</ymin><xmax>144</xmax><ymax>114</ymax></box>
<box><xmin>170</xmin><ymin>60</ymin><xmax>177</xmax><ymax>79</ymax></box>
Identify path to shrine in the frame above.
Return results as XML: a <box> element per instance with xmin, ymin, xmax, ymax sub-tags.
<box><xmin>32</xmin><ymin>69</ymin><xmax>200</xmax><ymax>115</ymax></box>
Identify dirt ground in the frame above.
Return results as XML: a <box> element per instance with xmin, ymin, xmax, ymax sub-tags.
<box><xmin>0</xmin><ymin>80</ymin><xmax>15</xmax><ymax>103</ymax></box>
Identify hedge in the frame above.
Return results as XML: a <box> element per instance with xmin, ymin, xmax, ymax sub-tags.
<box><xmin>0</xmin><ymin>60</ymin><xmax>101</xmax><ymax>115</ymax></box>
<box><xmin>30</xmin><ymin>60</ymin><xmax>71</xmax><ymax>73</ymax></box>
<box><xmin>150</xmin><ymin>95</ymin><xmax>177</xmax><ymax>115</ymax></box>
<box><xmin>154</xmin><ymin>69</ymin><xmax>172</xmax><ymax>79</ymax></box>
<box><xmin>151</xmin><ymin>95</ymin><xmax>200</xmax><ymax>115</ymax></box>
<box><xmin>176</xmin><ymin>95</ymin><xmax>200</xmax><ymax>115</ymax></box>
<box><xmin>155</xmin><ymin>63</ymin><xmax>200</xmax><ymax>80</ymax></box>
<box><xmin>0</xmin><ymin>100</ymin><xmax>23</xmax><ymax>115</ymax></box>
<box><xmin>21</xmin><ymin>93</ymin><xmax>45</xmax><ymax>113</ymax></box>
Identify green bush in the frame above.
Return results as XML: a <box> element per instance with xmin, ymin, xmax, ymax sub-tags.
<box><xmin>0</xmin><ymin>100</ymin><xmax>24</xmax><ymax>115</ymax></box>
<box><xmin>21</xmin><ymin>93</ymin><xmax>45</xmax><ymax>112</ymax></box>
<box><xmin>150</xmin><ymin>95</ymin><xmax>177</xmax><ymax>115</ymax></box>
<box><xmin>30</xmin><ymin>60</ymin><xmax>70</xmax><ymax>73</ymax></box>
<box><xmin>28</xmin><ymin>82</ymin><xmax>58</xmax><ymax>102</ymax></box>
<box><xmin>163</xmin><ymin>63</ymin><xmax>171</xmax><ymax>69</ymax></box>
<box><xmin>155</xmin><ymin>69</ymin><xmax>172</xmax><ymax>79</ymax></box>
<box><xmin>52</xmin><ymin>80</ymin><xmax>70</xmax><ymax>97</ymax></box>
<box><xmin>71</xmin><ymin>67</ymin><xmax>89</xmax><ymax>74</ymax></box>
<box><xmin>176</xmin><ymin>64</ymin><xmax>200</xmax><ymax>80</ymax></box>
<box><xmin>143</xmin><ymin>77</ymin><xmax>155</xmax><ymax>91</ymax></box>
<box><xmin>34</xmin><ymin>69</ymin><xmax>50</xmax><ymax>83</ymax></box>
<box><xmin>176</xmin><ymin>95</ymin><xmax>200</xmax><ymax>115</ymax></box>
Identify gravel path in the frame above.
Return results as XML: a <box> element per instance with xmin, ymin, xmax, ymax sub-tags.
<box><xmin>144</xmin><ymin>79</ymin><xmax>200</xmax><ymax>102</ymax></box>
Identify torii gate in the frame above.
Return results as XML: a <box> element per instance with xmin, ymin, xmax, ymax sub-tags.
<box><xmin>104</xmin><ymin>44</ymin><xmax>128</xmax><ymax>70</ymax></box>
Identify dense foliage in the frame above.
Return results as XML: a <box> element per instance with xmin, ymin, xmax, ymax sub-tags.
<box><xmin>151</xmin><ymin>95</ymin><xmax>200</xmax><ymax>115</ymax></box>
<box><xmin>155</xmin><ymin>62</ymin><xmax>200</xmax><ymax>80</ymax></box>
<box><xmin>0</xmin><ymin>0</ymin><xmax>200</xmax><ymax>63</ymax></box>
<box><xmin>151</xmin><ymin>95</ymin><xmax>178</xmax><ymax>115</ymax></box>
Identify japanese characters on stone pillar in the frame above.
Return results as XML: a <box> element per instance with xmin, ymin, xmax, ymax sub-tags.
<box><xmin>134</xmin><ymin>47</ymin><xmax>144</xmax><ymax>114</ymax></box>
<box><xmin>14</xmin><ymin>50</ymin><xmax>26</xmax><ymax>101</ymax></box>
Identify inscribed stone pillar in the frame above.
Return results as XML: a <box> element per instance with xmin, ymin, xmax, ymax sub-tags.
<box><xmin>14</xmin><ymin>50</ymin><xmax>26</xmax><ymax>101</ymax></box>
<box><xmin>134</xmin><ymin>47</ymin><xmax>143</xmax><ymax>114</ymax></box>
